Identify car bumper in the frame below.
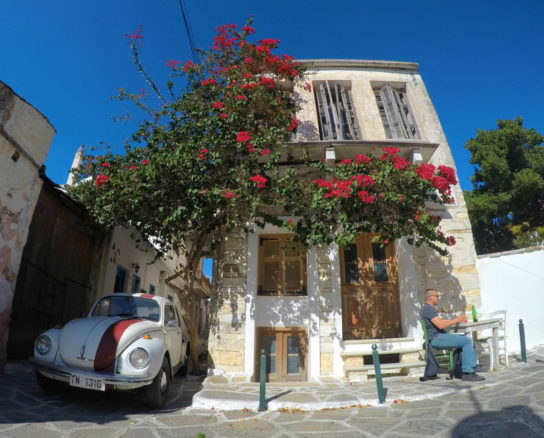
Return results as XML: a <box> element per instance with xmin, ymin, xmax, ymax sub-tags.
<box><xmin>29</xmin><ymin>356</ymin><xmax>154</xmax><ymax>389</ymax></box>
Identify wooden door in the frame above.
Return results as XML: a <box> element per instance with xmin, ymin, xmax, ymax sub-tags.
<box><xmin>256</xmin><ymin>328</ymin><xmax>307</xmax><ymax>382</ymax></box>
<box><xmin>340</xmin><ymin>235</ymin><xmax>401</xmax><ymax>340</ymax></box>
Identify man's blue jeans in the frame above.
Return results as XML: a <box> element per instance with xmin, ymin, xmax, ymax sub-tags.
<box><xmin>430</xmin><ymin>333</ymin><xmax>477</xmax><ymax>373</ymax></box>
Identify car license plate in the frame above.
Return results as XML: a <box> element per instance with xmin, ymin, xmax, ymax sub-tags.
<box><xmin>70</xmin><ymin>373</ymin><xmax>105</xmax><ymax>391</ymax></box>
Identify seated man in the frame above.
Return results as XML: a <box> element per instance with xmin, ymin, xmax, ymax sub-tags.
<box><xmin>421</xmin><ymin>288</ymin><xmax>485</xmax><ymax>382</ymax></box>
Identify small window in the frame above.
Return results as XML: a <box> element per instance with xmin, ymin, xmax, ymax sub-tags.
<box><xmin>131</xmin><ymin>275</ymin><xmax>141</xmax><ymax>293</ymax></box>
<box><xmin>314</xmin><ymin>81</ymin><xmax>360</xmax><ymax>140</ymax></box>
<box><xmin>114</xmin><ymin>266</ymin><xmax>128</xmax><ymax>292</ymax></box>
<box><xmin>343</xmin><ymin>244</ymin><xmax>359</xmax><ymax>283</ymax></box>
<box><xmin>165</xmin><ymin>305</ymin><xmax>179</xmax><ymax>326</ymax></box>
<box><xmin>258</xmin><ymin>236</ymin><xmax>307</xmax><ymax>296</ymax></box>
<box><xmin>371</xmin><ymin>243</ymin><xmax>388</xmax><ymax>282</ymax></box>
<box><xmin>374</xmin><ymin>85</ymin><xmax>420</xmax><ymax>140</ymax></box>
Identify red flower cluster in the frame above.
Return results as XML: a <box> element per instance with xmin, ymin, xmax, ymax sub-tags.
<box><xmin>236</xmin><ymin>95</ymin><xmax>248</xmax><ymax>100</ymax></box>
<box><xmin>438</xmin><ymin>165</ymin><xmax>458</xmax><ymax>185</ymax></box>
<box><xmin>95</xmin><ymin>174</ymin><xmax>109</xmax><ymax>188</ymax></box>
<box><xmin>101</xmin><ymin>162</ymin><xmax>109</xmax><ymax>168</ymax></box>
<box><xmin>125</xmin><ymin>25</ymin><xmax>143</xmax><ymax>47</ymax></box>
<box><xmin>250</xmin><ymin>174</ymin><xmax>267</xmax><ymax>188</ymax></box>
<box><xmin>358</xmin><ymin>190</ymin><xmax>375</xmax><ymax>204</ymax></box>
<box><xmin>391</xmin><ymin>155</ymin><xmax>410</xmax><ymax>170</ymax></box>
<box><xmin>202</xmin><ymin>78</ymin><xmax>217</xmax><ymax>86</ymax></box>
<box><xmin>213</xmin><ymin>101</ymin><xmax>224</xmax><ymax>109</ymax></box>
<box><xmin>199</xmin><ymin>149</ymin><xmax>209</xmax><ymax>160</ymax></box>
<box><xmin>166</xmin><ymin>59</ymin><xmax>181</xmax><ymax>70</ymax></box>
<box><xmin>141</xmin><ymin>159</ymin><xmax>149</xmax><ymax>165</ymax></box>
<box><xmin>415</xmin><ymin>163</ymin><xmax>436</xmax><ymax>180</ymax></box>
<box><xmin>446</xmin><ymin>236</ymin><xmax>456</xmax><ymax>246</ymax></box>
<box><xmin>213</xmin><ymin>23</ymin><xmax>238</xmax><ymax>51</ymax></box>
<box><xmin>242</xmin><ymin>25</ymin><xmax>255</xmax><ymax>35</ymax></box>
<box><xmin>183</xmin><ymin>60</ymin><xmax>194</xmax><ymax>71</ymax></box>
<box><xmin>351</xmin><ymin>175</ymin><xmax>376</xmax><ymax>187</ymax></box>
<box><xmin>261</xmin><ymin>149</ymin><xmax>270</xmax><ymax>156</ymax></box>
<box><xmin>259</xmin><ymin>77</ymin><xmax>275</xmax><ymax>89</ymax></box>
<box><xmin>236</xmin><ymin>131</ymin><xmax>252</xmax><ymax>142</ymax></box>
<box><xmin>304</xmin><ymin>82</ymin><xmax>312</xmax><ymax>92</ymax></box>
<box><xmin>355</xmin><ymin>154</ymin><xmax>371</xmax><ymax>164</ymax></box>
<box><xmin>222</xmin><ymin>190</ymin><xmax>236</xmax><ymax>199</ymax></box>
<box><xmin>287</xmin><ymin>117</ymin><xmax>299</xmax><ymax>132</ymax></box>
<box><xmin>247</xmin><ymin>143</ymin><xmax>255</xmax><ymax>153</ymax></box>
<box><xmin>219</xmin><ymin>113</ymin><xmax>228</xmax><ymax>119</ymax></box>
<box><xmin>431</xmin><ymin>176</ymin><xmax>451</xmax><ymax>194</ymax></box>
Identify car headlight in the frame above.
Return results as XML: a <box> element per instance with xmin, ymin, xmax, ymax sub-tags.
<box><xmin>35</xmin><ymin>335</ymin><xmax>51</xmax><ymax>355</ymax></box>
<box><xmin>129</xmin><ymin>348</ymin><xmax>150</xmax><ymax>369</ymax></box>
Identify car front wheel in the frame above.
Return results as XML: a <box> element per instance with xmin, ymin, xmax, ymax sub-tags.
<box><xmin>145</xmin><ymin>356</ymin><xmax>171</xmax><ymax>408</ymax></box>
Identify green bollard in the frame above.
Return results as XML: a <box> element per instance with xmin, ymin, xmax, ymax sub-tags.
<box><xmin>372</xmin><ymin>344</ymin><xmax>386</xmax><ymax>404</ymax></box>
<box><xmin>519</xmin><ymin>319</ymin><xmax>527</xmax><ymax>363</ymax></box>
<box><xmin>258</xmin><ymin>349</ymin><xmax>267</xmax><ymax>411</ymax></box>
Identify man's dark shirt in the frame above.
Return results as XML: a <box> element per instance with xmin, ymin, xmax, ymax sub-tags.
<box><xmin>421</xmin><ymin>303</ymin><xmax>446</xmax><ymax>341</ymax></box>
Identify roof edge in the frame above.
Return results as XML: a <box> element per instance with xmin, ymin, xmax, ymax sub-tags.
<box><xmin>297</xmin><ymin>59</ymin><xmax>419</xmax><ymax>71</ymax></box>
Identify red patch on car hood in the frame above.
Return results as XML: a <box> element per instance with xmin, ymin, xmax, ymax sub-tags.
<box><xmin>94</xmin><ymin>319</ymin><xmax>142</xmax><ymax>372</ymax></box>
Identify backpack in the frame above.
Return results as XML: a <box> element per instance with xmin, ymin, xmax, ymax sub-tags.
<box><xmin>449</xmin><ymin>348</ymin><xmax>463</xmax><ymax>379</ymax></box>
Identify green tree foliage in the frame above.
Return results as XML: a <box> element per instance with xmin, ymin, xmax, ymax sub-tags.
<box><xmin>464</xmin><ymin>117</ymin><xmax>544</xmax><ymax>254</ymax></box>
<box><xmin>68</xmin><ymin>20</ymin><xmax>458</xmax><ymax>299</ymax></box>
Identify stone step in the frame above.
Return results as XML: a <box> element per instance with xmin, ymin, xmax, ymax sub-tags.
<box><xmin>344</xmin><ymin>361</ymin><xmax>426</xmax><ymax>379</ymax></box>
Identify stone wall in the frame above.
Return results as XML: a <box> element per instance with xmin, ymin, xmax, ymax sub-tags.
<box><xmin>208</xmin><ymin>231</ymin><xmax>248</xmax><ymax>374</ymax></box>
<box><xmin>0</xmin><ymin>82</ymin><xmax>55</xmax><ymax>368</ymax></box>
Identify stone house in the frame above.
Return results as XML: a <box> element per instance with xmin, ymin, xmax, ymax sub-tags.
<box><xmin>0</xmin><ymin>81</ymin><xmax>55</xmax><ymax>369</ymax></box>
<box><xmin>207</xmin><ymin>60</ymin><xmax>480</xmax><ymax>382</ymax></box>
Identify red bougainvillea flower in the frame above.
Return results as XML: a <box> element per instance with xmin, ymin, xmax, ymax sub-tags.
<box><xmin>236</xmin><ymin>131</ymin><xmax>252</xmax><ymax>142</ymax></box>
<box><xmin>213</xmin><ymin>101</ymin><xmax>224</xmax><ymax>109</ymax></box>
<box><xmin>391</xmin><ymin>155</ymin><xmax>410</xmax><ymax>170</ymax></box>
<box><xmin>446</xmin><ymin>236</ymin><xmax>456</xmax><ymax>246</ymax></box>
<box><xmin>101</xmin><ymin>162</ymin><xmax>109</xmax><ymax>167</ymax></box>
<box><xmin>351</xmin><ymin>175</ymin><xmax>376</xmax><ymax>187</ymax></box>
<box><xmin>431</xmin><ymin>176</ymin><xmax>451</xmax><ymax>194</ymax></box>
<box><xmin>242</xmin><ymin>73</ymin><xmax>252</xmax><ymax>78</ymax></box>
<box><xmin>241</xmin><ymin>83</ymin><xmax>258</xmax><ymax>89</ymax></box>
<box><xmin>244</xmin><ymin>57</ymin><xmax>254</xmax><ymax>64</ymax></box>
<box><xmin>95</xmin><ymin>174</ymin><xmax>109</xmax><ymax>188</ymax></box>
<box><xmin>358</xmin><ymin>190</ymin><xmax>375</xmax><ymax>204</ymax></box>
<box><xmin>166</xmin><ymin>59</ymin><xmax>181</xmax><ymax>70</ymax></box>
<box><xmin>288</xmin><ymin>218</ymin><xmax>295</xmax><ymax>228</ymax></box>
<box><xmin>259</xmin><ymin>77</ymin><xmax>275</xmax><ymax>89</ymax></box>
<box><xmin>260</xmin><ymin>38</ymin><xmax>280</xmax><ymax>46</ymax></box>
<box><xmin>219</xmin><ymin>113</ymin><xmax>228</xmax><ymax>119</ymax></box>
<box><xmin>287</xmin><ymin>117</ymin><xmax>299</xmax><ymax>132</ymax></box>
<box><xmin>221</xmin><ymin>191</ymin><xmax>236</xmax><ymax>199</ymax></box>
<box><xmin>242</xmin><ymin>25</ymin><xmax>255</xmax><ymax>34</ymax></box>
<box><xmin>355</xmin><ymin>154</ymin><xmax>371</xmax><ymax>164</ymax></box>
<box><xmin>416</xmin><ymin>163</ymin><xmax>436</xmax><ymax>180</ymax></box>
<box><xmin>250</xmin><ymin>174</ymin><xmax>267</xmax><ymax>188</ymax></box>
<box><xmin>129</xmin><ymin>165</ymin><xmax>137</xmax><ymax>170</ymax></box>
<box><xmin>340</xmin><ymin>159</ymin><xmax>352</xmax><ymax>165</ymax></box>
<box><xmin>201</xmin><ymin>188</ymin><xmax>209</xmax><ymax>194</ymax></box>
<box><xmin>236</xmin><ymin>95</ymin><xmax>248</xmax><ymax>100</ymax></box>
<box><xmin>438</xmin><ymin>165</ymin><xmax>458</xmax><ymax>185</ymax></box>
<box><xmin>198</xmin><ymin>149</ymin><xmax>209</xmax><ymax>160</ymax></box>
<box><xmin>304</xmin><ymin>82</ymin><xmax>312</xmax><ymax>92</ymax></box>
<box><xmin>247</xmin><ymin>143</ymin><xmax>255</xmax><ymax>153</ymax></box>
<box><xmin>202</xmin><ymin>78</ymin><xmax>217</xmax><ymax>86</ymax></box>
<box><xmin>141</xmin><ymin>159</ymin><xmax>149</xmax><ymax>165</ymax></box>
<box><xmin>261</xmin><ymin>149</ymin><xmax>270</xmax><ymax>156</ymax></box>
<box><xmin>183</xmin><ymin>60</ymin><xmax>194</xmax><ymax>71</ymax></box>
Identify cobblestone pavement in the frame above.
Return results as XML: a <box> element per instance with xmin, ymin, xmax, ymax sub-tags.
<box><xmin>1</xmin><ymin>347</ymin><xmax>543</xmax><ymax>437</ymax></box>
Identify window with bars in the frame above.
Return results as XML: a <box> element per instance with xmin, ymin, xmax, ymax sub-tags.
<box><xmin>314</xmin><ymin>81</ymin><xmax>360</xmax><ymax>140</ymax></box>
<box><xmin>374</xmin><ymin>84</ymin><xmax>420</xmax><ymax>140</ymax></box>
<box><xmin>258</xmin><ymin>236</ymin><xmax>307</xmax><ymax>296</ymax></box>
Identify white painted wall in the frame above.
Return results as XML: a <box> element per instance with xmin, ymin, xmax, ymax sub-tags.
<box><xmin>477</xmin><ymin>247</ymin><xmax>544</xmax><ymax>352</ymax></box>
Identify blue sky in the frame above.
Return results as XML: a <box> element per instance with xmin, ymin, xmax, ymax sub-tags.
<box><xmin>2</xmin><ymin>0</ymin><xmax>543</xmax><ymax>191</ymax></box>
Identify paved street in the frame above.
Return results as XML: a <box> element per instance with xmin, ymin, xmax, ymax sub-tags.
<box><xmin>1</xmin><ymin>347</ymin><xmax>544</xmax><ymax>437</ymax></box>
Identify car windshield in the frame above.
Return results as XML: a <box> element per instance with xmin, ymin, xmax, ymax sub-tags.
<box><xmin>92</xmin><ymin>296</ymin><xmax>161</xmax><ymax>322</ymax></box>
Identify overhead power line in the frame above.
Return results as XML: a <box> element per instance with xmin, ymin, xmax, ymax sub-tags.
<box><xmin>178</xmin><ymin>0</ymin><xmax>200</xmax><ymax>64</ymax></box>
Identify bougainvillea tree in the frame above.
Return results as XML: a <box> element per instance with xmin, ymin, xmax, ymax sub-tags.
<box><xmin>69</xmin><ymin>19</ymin><xmax>458</xmax><ymax>301</ymax></box>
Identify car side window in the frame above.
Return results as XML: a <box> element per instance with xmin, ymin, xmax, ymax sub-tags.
<box><xmin>165</xmin><ymin>305</ymin><xmax>179</xmax><ymax>326</ymax></box>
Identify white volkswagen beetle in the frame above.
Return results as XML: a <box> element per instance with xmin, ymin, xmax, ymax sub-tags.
<box><xmin>30</xmin><ymin>293</ymin><xmax>191</xmax><ymax>408</ymax></box>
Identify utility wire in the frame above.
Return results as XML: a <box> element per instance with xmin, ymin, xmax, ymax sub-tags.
<box><xmin>178</xmin><ymin>0</ymin><xmax>200</xmax><ymax>64</ymax></box>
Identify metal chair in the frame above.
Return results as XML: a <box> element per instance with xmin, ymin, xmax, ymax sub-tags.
<box><xmin>421</xmin><ymin>319</ymin><xmax>454</xmax><ymax>372</ymax></box>
<box><xmin>483</xmin><ymin>309</ymin><xmax>509</xmax><ymax>368</ymax></box>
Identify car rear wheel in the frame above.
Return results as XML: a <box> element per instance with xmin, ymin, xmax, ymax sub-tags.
<box><xmin>36</xmin><ymin>371</ymin><xmax>59</xmax><ymax>393</ymax></box>
<box><xmin>145</xmin><ymin>356</ymin><xmax>171</xmax><ymax>408</ymax></box>
<box><xmin>178</xmin><ymin>350</ymin><xmax>191</xmax><ymax>377</ymax></box>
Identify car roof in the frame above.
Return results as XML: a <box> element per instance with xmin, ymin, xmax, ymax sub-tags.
<box><xmin>103</xmin><ymin>293</ymin><xmax>172</xmax><ymax>306</ymax></box>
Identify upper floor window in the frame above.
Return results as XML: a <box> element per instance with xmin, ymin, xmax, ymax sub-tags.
<box><xmin>315</xmin><ymin>81</ymin><xmax>360</xmax><ymax>141</ymax></box>
<box><xmin>374</xmin><ymin>84</ymin><xmax>420</xmax><ymax>140</ymax></box>
<box><xmin>258</xmin><ymin>236</ymin><xmax>307</xmax><ymax>296</ymax></box>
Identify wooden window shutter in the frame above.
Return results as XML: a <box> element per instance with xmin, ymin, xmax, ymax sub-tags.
<box><xmin>283</xmin><ymin>244</ymin><xmax>307</xmax><ymax>295</ymax></box>
<box><xmin>260</xmin><ymin>238</ymin><xmax>281</xmax><ymax>295</ymax></box>
<box><xmin>315</xmin><ymin>81</ymin><xmax>360</xmax><ymax>141</ymax></box>
<box><xmin>375</xmin><ymin>85</ymin><xmax>420</xmax><ymax>140</ymax></box>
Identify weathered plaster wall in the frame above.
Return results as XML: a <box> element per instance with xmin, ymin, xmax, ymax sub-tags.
<box><xmin>0</xmin><ymin>82</ymin><xmax>55</xmax><ymax>368</ymax></box>
<box><xmin>477</xmin><ymin>247</ymin><xmax>544</xmax><ymax>352</ymax></box>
